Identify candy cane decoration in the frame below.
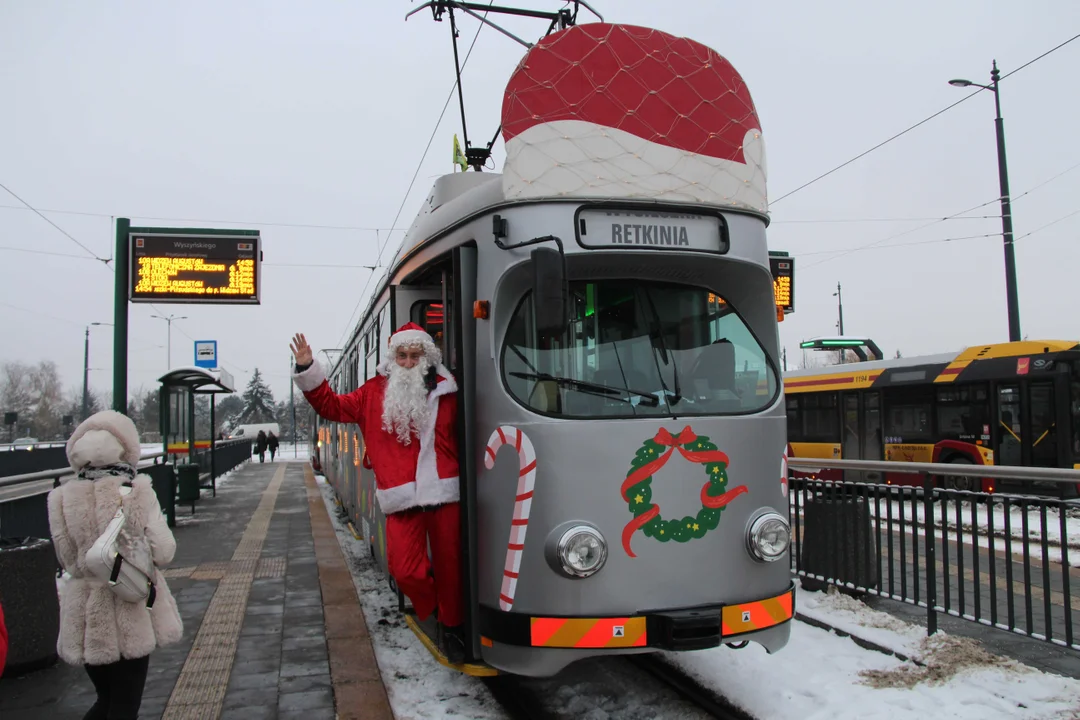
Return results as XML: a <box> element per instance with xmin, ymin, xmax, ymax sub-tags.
<box><xmin>781</xmin><ymin>450</ymin><xmax>789</xmax><ymax>499</ymax></box>
<box><xmin>484</xmin><ymin>425</ymin><xmax>537</xmax><ymax>612</ymax></box>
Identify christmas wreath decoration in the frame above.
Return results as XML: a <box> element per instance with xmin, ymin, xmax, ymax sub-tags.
<box><xmin>621</xmin><ymin>427</ymin><xmax>748</xmax><ymax>557</ymax></box>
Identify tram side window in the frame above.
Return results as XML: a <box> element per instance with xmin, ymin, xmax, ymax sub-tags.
<box><xmin>799</xmin><ymin>393</ymin><xmax>839</xmax><ymax>442</ymax></box>
<box><xmin>935</xmin><ymin>385</ymin><xmax>989</xmax><ymax>442</ymax></box>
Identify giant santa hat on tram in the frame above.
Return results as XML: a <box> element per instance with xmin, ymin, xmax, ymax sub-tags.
<box><xmin>499</xmin><ymin>23</ymin><xmax>767</xmax><ymax>214</ymax></box>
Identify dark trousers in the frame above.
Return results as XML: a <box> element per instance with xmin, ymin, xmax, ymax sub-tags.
<box><xmin>83</xmin><ymin>655</ymin><xmax>150</xmax><ymax>720</ymax></box>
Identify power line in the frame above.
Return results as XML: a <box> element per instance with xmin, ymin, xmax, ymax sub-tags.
<box><xmin>798</xmin><ymin>232</ymin><xmax>998</xmax><ymax>258</ymax></box>
<box><xmin>0</xmin><ymin>204</ymin><xmax>393</xmax><ymax>233</ymax></box>
<box><xmin>772</xmin><ymin>214</ymin><xmax>999</xmax><ymax>225</ymax></box>
<box><xmin>1016</xmin><ymin>206</ymin><xmax>1080</xmax><ymax>241</ymax></box>
<box><xmin>0</xmin><ymin>181</ymin><xmax>111</xmax><ymax>264</ymax></box>
<box><xmin>336</xmin><ymin>2</ymin><xmax>493</xmax><ymax>352</ymax></box>
<box><xmin>771</xmin><ymin>32</ymin><xmax>1080</xmax><ymax>205</ymax></box>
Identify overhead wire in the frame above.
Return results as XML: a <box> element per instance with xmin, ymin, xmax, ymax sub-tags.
<box><xmin>795</xmin><ymin>156</ymin><xmax>1080</xmax><ymax>270</ymax></box>
<box><xmin>335</xmin><ymin>1</ymin><xmax>494</xmax><ymax>353</ymax></box>
<box><xmin>0</xmin><ymin>181</ymin><xmax>111</xmax><ymax>264</ymax></box>
<box><xmin>771</xmin><ymin>32</ymin><xmax>1080</xmax><ymax>205</ymax></box>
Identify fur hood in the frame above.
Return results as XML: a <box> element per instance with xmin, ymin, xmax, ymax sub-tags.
<box><xmin>66</xmin><ymin>410</ymin><xmax>142</xmax><ymax>470</ymax></box>
<box><xmin>48</xmin><ymin>473</ymin><xmax>183</xmax><ymax>666</ymax></box>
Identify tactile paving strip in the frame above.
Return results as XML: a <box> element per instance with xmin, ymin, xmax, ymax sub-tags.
<box><xmin>162</xmin><ymin>466</ymin><xmax>286</xmax><ymax>719</ymax></box>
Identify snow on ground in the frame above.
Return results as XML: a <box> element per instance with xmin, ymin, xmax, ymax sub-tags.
<box><xmin>314</xmin><ymin>472</ymin><xmax>1080</xmax><ymax>719</ymax></box>
<box><xmin>666</xmin><ymin>582</ymin><xmax>1080</xmax><ymax>720</ymax></box>
<box><xmin>313</xmin><ymin>473</ymin><xmax>505</xmax><ymax>720</ymax></box>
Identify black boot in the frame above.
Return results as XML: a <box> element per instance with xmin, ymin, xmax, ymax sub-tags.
<box><xmin>440</xmin><ymin>623</ymin><xmax>466</xmax><ymax>665</ymax></box>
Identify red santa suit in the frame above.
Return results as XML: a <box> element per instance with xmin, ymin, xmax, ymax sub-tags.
<box><xmin>294</xmin><ymin>323</ymin><xmax>463</xmax><ymax>627</ymax></box>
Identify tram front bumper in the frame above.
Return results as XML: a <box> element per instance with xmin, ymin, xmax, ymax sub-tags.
<box><xmin>479</xmin><ymin>582</ymin><xmax>795</xmax><ymax>652</ymax></box>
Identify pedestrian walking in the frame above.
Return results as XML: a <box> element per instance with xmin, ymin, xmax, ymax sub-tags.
<box><xmin>48</xmin><ymin>410</ymin><xmax>183</xmax><ymax>720</ymax></box>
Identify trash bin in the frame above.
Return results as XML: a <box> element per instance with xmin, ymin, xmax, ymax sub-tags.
<box><xmin>800</xmin><ymin>488</ymin><xmax>879</xmax><ymax>592</ymax></box>
<box><xmin>0</xmin><ymin>537</ymin><xmax>59</xmax><ymax>675</ymax></box>
<box><xmin>177</xmin><ymin>463</ymin><xmax>201</xmax><ymax>505</ymax></box>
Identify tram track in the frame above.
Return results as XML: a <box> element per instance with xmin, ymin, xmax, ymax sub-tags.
<box><xmin>482</xmin><ymin>653</ymin><xmax>755</xmax><ymax>720</ymax></box>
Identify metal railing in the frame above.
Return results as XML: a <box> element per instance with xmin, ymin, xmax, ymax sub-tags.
<box><xmin>788</xmin><ymin>457</ymin><xmax>1080</xmax><ymax>651</ymax></box>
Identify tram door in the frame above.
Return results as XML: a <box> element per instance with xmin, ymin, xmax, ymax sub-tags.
<box><xmin>840</xmin><ymin>392</ymin><xmax>883</xmax><ymax>483</ymax></box>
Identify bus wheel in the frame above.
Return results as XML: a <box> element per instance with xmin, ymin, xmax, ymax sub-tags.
<box><xmin>942</xmin><ymin>457</ymin><xmax>975</xmax><ymax>491</ymax></box>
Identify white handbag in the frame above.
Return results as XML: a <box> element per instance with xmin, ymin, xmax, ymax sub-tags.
<box><xmin>85</xmin><ymin>484</ymin><xmax>157</xmax><ymax>607</ymax></box>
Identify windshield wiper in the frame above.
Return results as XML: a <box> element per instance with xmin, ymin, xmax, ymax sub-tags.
<box><xmin>508</xmin><ymin>371</ymin><xmax>660</xmax><ymax>407</ymax></box>
<box><xmin>639</xmin><ymin>286</ymin><xmax>682</xmax><ymax>405</ymax></box>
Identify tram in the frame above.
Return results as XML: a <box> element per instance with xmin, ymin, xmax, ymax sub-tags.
<box><xmin>312</xmin><ymin>6</ymin><xmax>794</xmax><ymax>677</ymax></box>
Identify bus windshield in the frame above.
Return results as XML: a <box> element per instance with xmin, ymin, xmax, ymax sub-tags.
<box><xmin>501</xmin><ymin>279</ymin><xmax>779</xmax><ymax>418</ymax></box>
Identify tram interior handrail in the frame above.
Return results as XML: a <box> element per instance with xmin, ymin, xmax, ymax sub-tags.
<box><xmin>0</xmin><ymin>450</ymin><xmax>168</xmax><ymax>490</ymax></box>
<box><xmin>788</xmin><ymin>456</ymin><xmax>1080</xmax><ymax>483</ymax></box>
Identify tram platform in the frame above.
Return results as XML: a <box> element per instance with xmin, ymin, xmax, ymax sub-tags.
<box><xmin>0</xmin><ymin>461</ymin><xmax>393</xmax><ymax>720</ymax></box>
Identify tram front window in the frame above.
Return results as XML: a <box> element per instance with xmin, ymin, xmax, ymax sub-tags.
<box><xmin>501</xmin><ymin>279</ymin><xmax>778</xmax><ymax>418</ymax></box>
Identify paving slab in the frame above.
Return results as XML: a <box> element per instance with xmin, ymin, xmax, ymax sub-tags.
<box><xmin>0</xmin><ymin>460</ymin><xmax>393</xmax><ymax>720</ymax></box>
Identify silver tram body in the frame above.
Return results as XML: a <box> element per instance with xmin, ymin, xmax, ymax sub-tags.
<box><xmin>314</xmin><ymin>21</ymin><xmax>793</xmax><ymax>677</ymax></box>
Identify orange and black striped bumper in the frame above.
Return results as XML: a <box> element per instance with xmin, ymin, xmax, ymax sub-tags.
<box><xmin>479</xmin><ymin>583</ymin><xmax>795</xmax><ymax>651</ymax></box>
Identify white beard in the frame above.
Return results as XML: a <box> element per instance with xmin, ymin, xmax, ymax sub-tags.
<box><xmin>381</xmin><ymin>360</ymin><xmax>434</xmax><ymax>445</ymax></box>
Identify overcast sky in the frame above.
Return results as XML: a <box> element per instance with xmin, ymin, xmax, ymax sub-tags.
<box><xmin>2</xmin><ymin>1</ymin><xmax>1078</xmax><ymax>409</ymax></box>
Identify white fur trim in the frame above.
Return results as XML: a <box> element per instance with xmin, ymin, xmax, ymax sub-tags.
<box><xmin>416</xmin><ymin>475</ymin><xmax>460</xmax><ymax>507</ymax></box>
<box><xmin>293</xmin><ymin>361</ymin><xmax>327</xmax><ymax>393</ymax></box>
<box><xmin>414</xmin><ymin>369</ymin><xmax>459</xmax><ymax>506</ymax></box>
<box><xmin>389</xmin><ymin>328</ymin><xmax>434</xmax><ymax>349</ymax></box>
<box><xmin>67</xmin><ymin>409</ymin><xmax>141</xmax><ymax>469</ymax></box>
<box><xmin>376</xmin><ymin>482</ymin><xmax>417</xmax><ymax>515</ymax></box>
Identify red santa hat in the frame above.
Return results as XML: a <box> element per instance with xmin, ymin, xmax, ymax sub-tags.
<box><xmin>380</xmin><ymin>321</ymin><xmax>442</xmax><ymax>370</ymax></box>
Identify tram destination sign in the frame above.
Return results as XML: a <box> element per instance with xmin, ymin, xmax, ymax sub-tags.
<box><xmin>576</xmin><ymin>208</ymin><xmax>728</xmax><ymax>253</ymax></box>
<box><xmin>129</xmin><ymin>231</ymin><xmax>261</xmax><ymax>305</ymax></box>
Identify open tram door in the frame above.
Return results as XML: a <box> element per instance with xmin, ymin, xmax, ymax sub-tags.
<box><xmin>393</xmin><ymin>244</ymin><xmax>493</xmax><ymax>673</ymax></box>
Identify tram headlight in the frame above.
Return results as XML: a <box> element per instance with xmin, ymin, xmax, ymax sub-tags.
<box><xmin>556</xmin><ymin>525</ymin><xmax>608</xmax><ymax>578</ymax></box>
<box><xmin>747</xmin><ymin>512</ymin><xmax>790</xmax><ymax>562</ymax></box>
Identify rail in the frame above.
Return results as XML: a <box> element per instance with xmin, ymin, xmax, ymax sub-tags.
<box><xmin>0</xmin><ymin>451</ymin><xmax>168</xmax><ymax>490</ymax></box>
<box><xmin>788</xmin><ymin>456</ymin><xmax>1080</xmax><ymax>483</ymax></box>
<box><xmin>787</xmin><ymin>457</ymin><xmax>1080</xmax><ymax>652</ymax></box>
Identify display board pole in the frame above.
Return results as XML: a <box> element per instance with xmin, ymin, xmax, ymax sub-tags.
<box><xmin>113</xmin><ymin>218</ymin><xmax>130</xmax><ymax>413</ymax></box>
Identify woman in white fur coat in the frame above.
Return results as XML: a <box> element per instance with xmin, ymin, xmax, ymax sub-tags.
<box><xmin>48</xmin><ymin>410</ymin><xmax>183</xmax><ymax>720</ymax></box>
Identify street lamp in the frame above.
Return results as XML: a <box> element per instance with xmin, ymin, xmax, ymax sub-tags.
<box><xmin>949</xmin><ymin>60</ymin><xmax>1021</xmax><ymax>342</ymax></box>
<box><xmin>83</xmin><ymin>322</ymin><xmax>113</xmax><ymax>421</ymax></box>
<box><xmin>150</xmin><ymin>314</ymin><xmax>187</xmax><ymax>370</ymax></box>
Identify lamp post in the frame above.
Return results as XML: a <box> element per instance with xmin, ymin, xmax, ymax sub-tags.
<box><xmin>950</xmin><ymin>60</ymin><xmax>1021</xmax><ymax>342</ymax></box>
<box><xmin>150</xmin><ymin>314</ymin><xmax>187</xmax><ymax>370</ymax></box>
<box><xmin>83</xmin><ymin>322</ymin><xmax>113</xmax><ymax>421</ymax></box>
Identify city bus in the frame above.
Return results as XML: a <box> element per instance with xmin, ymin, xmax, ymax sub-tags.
<box><xmin>783</xmin><ymin>340</ymin><xmax>1080</xmax><ymax>496</ymax></box>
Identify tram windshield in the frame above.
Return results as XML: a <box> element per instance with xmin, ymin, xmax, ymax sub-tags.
<box><xmin>501</xmin><ymin>279</ymin><xmax>779</xmax><ymax>418</ymax></box>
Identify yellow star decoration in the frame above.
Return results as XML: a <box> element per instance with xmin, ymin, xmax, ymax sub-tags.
<box><xmin>648</xmin><ymin>448</ymin><xmax>655</xmax><ymax>454</ymax></box>
<box><xmin>634</xmin><ymin>494</ymin><xmax>644</xmax><ymax>504</ymax></box>
<box><xmin>693</xmin><ymin>523</ymin><xmax>700</xmax><ymax>531</ymax></box>
<box><xmin>712</xmin><ymin>466</ymin><xmax>720</xmax><ymax>474</ymax></box>
<box><xmin>697</xmin><ymin>443</ymin><xmax>703</xmax><ymax>448</ymax></box>
<box><xmin>660</xmin><ymin>529</ymin><xmax>665</xmax><ymax>535</ymax></box>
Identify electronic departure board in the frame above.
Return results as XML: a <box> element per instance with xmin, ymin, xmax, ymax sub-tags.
<box><xmin>129</xmin><ymin>232</ymin><xmax>261</xmax><ymax>305</ymax></box>
<box><xmin>770</xmin><ymin>254</ymin><xmax>794</xmax><ymax>313</ymax></box>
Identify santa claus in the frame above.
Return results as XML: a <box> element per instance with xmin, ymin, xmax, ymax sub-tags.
<box><xmin>291</xmin><ymin>322</ymin><xmax>465</xmax><ymax>663</ymax></box>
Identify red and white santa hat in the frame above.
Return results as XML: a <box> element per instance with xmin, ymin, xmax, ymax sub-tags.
<box><xmin>381</xmin><ymin>322</ymin><xmax>442</xmax><ymax>367</ymax></box>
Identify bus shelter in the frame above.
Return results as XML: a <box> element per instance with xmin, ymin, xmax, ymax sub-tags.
<box><xmin>157</xmin><ymin>366</ymin><xmax>236</xmax><ymax>500</ymax></box>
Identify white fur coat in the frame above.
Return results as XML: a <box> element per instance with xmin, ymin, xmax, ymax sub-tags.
<box><xmin>47</xmin><ymin>474</ymin><xmax>184</xmax><ymax>666</ymax></box>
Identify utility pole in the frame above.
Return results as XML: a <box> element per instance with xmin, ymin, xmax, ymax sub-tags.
<box><xmin>151</xmin><ymin>314</ymin><xmax>187</xmax><ymax>370</ymax></box>
<box><xmin>290</xmin><ymin>354</ymin><xmax>297</xmax><ymax>458</ymax></box>
<box><xmin>834</xmin><ymin>282</ymin><xmax>844</xmax><ymax>335</ymax></box>
<box><xmin>83</xmin><ymin>327</ymin><xmax>90</xmax><ymax>421</ymax></box>
<box><xmin>949</xmin><ymin>61</ymin><xmax>1021</xmax><ymax>341</ymax></box>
